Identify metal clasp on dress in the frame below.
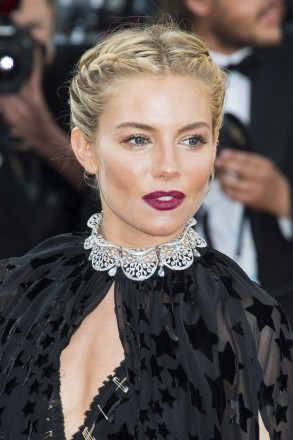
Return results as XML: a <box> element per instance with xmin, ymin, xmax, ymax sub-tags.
<box><xmin>82</xmin><ymin>427</ymin><xmax>96</xmax><ymax>440</ymax></box>
<box><xmin>113</xmin><ymin>376</ymin><xmax>129</xmax><ymax>393</ymax></box>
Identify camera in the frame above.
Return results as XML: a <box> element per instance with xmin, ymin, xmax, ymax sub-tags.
<box><xmin>218</xmin><ymin>112</ymin><xmax>253</xmax><ymax>152</ymax></box>
<box><xmin>0</xmin><ymin>16</ymin><xmax>34</xmax><ymax>94</ymax></box>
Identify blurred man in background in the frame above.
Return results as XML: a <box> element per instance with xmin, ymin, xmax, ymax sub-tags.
<box><xmin>162</xmin><ymin>0</ymin><xmax>293</xmax><ymax>325</ymax></box>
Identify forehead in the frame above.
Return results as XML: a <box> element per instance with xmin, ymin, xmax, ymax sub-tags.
<box><xmin>100</xmin><ymin>75</ymin><xmax>213</xmax><ymax>129</ymax></box>
<box><xmin>11</xmin><ymin>0</ymin><xmax>54</xmax><ymax>43</ymax></box>
<box><xmin>13</xmin><ymin>0</ymin><xmax>53</xmax><ymax>19</ymax></box>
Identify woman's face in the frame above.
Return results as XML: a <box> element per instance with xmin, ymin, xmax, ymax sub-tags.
<box><xmin>78</xmin><ymin>75</ymin><xmax>217</xmax><ymax>248</ymax></box>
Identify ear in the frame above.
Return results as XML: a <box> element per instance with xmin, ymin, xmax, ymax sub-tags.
<box><xmin>71</xmin><ymin>127</ymin><xmax>99</xmax><ymax>175</ymax></box>
<box><xmin>183</xmin><ymin>0</ymin><xmax>213</xmax><ymax>17</ymax></box>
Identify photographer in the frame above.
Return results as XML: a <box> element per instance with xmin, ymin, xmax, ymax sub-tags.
<box><xmin>0</xmin><ymin>0</ymin><xmax>83</xmax><ymax>258</ymax></box>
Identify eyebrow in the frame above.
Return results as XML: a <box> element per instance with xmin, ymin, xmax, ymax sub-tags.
<box><xmin>177</xmin><ymin>122</ymin><xmax>210</xmax><ymax>133</ymax></box>
<box><xmin>115</xmin><ymin>121</ymin><xmax>210</xmax><ymax>132</ymax></box>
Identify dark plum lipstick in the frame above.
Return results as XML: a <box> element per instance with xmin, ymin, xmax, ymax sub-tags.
<box><xmin>142</xmin><ymin>191</ymin><xmax>185</xmax><ymax>211</ymax></box>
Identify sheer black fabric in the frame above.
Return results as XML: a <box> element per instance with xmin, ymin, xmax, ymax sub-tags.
<box><xmin>44</xmin><ymin>361</ymin><xmax>130</xmax><ymax>439</ymax></box>
<box><xmin>0</xmin><ymin>231</ymin><xmax>292</xmax><ymax>439</ymax></box>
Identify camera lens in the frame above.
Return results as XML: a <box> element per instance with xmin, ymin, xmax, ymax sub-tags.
<box><xmin>0</xmin><ymin>52</ymin><xmax>19</xmax><ymax>78</ymax></box>
<box><xmin>0</xmin><ymin>17</ymin><xmax>34</xmax><ymax>93</ymax></box>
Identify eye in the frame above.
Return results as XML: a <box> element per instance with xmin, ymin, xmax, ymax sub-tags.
<box><xmin>181</xmin><ymin>135</ymin><xmax>208</xmax><ymax>148</ymax></box>
<box><xmin>122</xmin><ymin>134</ymin><xmax>150</xmax><ymax>148</ymax></box>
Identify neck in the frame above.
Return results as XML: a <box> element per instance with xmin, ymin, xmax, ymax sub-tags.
<box><xmin>100</xmin><ymin>216</ymin><xmax>186</xmax><ymax>249</ymax></box>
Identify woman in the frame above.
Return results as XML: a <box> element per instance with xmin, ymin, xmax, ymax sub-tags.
<box><xmin>0</xmin><ymin>21</ymin><xmax>292</xmax><ymax>440</ymax></box>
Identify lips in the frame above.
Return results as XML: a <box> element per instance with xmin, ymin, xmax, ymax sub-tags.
<box><xmin>258</xmin><ymin>4</ymin><xmax>283</xmax><ymax>23</ymax></box>
<box><xmin>142</xmin><ymin>191</ymin><xmax>185</xmax><ymax>211</ymax></box>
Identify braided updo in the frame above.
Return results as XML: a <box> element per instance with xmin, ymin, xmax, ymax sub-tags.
<box><xmin>69</xmin><ymin>20</ymin><xmax>227</xmax><ymax>143</ymax></box>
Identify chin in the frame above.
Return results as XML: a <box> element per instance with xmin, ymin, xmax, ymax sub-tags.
<box><xmin>140</xmin><ymin>216</ymin><xmax>190</xmax><ymax>239</ymax></box>
<box><xmin>256</xmin><ymin>28</ymin><xmax>283</xmax><ymax>46</ymax></box>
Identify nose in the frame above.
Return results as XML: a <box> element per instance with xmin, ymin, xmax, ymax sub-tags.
<box><xmin>152</xmin><ymin>142</ymin><xmax>180</xmax><ymax>180</ymax></box>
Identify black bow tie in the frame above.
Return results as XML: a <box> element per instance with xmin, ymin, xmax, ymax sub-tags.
<box><xmin>224</xmin><ymin>53</ymin><xmax>257</xmax><ymax>78</ymax></box>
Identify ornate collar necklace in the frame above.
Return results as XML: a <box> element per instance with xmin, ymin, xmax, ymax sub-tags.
<box><xmin>84</xmin><ymin>212</ymin><xmax>207</xmax><ymax>281</ymax></box>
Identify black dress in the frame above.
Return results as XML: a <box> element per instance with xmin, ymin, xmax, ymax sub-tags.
<box><xmin>0</xmin><ymin>229</ymin><xmax>292</xmax><ymax>439</ymax></box>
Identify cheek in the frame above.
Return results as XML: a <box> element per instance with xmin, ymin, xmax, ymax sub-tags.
<box><xmin>188</xmin><ymin>156</ymin><xmax>214</xmax><ymax>190</ymax></box>
<box><xmin>98</xmin><ymin>151</ymin><xmax>139</xmax><ymax>196</ymax></box>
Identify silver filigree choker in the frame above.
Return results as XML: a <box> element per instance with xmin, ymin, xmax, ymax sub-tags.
<box><xmin>84</xmin><ymin>212</ymin><xmax>207</xmax><ymax>281</ymax></box>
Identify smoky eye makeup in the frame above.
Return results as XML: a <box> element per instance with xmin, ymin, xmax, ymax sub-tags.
<box><xmin>121</xmin><ymin>134</ymin><xmax>151</xmax><ymax>147</ymax></box>
<box><xmin>180</xmin><ymin>134</ymin><xmax>209</xmax><ymax>148</ymax></box>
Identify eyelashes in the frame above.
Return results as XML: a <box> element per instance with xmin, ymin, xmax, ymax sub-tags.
<box><xmin>122</xmin><ymin>134</ymin><xmax>150</xmax><ymax>147</ymax></box>
<box><xmin>181</xmin><ymin>135</ymin><xmax>208</xmax><ymax>148</ymax></box>
<box><xmin>121</xmin><ymin>133</ymin><xmax>208</xmax><ymax>149</ymax></box>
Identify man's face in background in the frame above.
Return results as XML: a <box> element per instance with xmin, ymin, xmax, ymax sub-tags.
<box><xmin>11</xmin><ymin>0</ymin><xmax>55</xmax><ymax>61</ymax></box>
<box><xmin>185</xmin><ymin>0</ymin><xmax>284</xmax><ymax>52</ymax></box>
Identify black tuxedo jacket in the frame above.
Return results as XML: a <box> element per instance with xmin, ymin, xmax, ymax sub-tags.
<box><xmin>243</xmin><ymin>35</ymin><xmax>293</xmax><ymax>322</ymax></box>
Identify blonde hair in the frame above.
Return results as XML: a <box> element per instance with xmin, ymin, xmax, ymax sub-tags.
<box><xmin>160</xmin><ymin>1</ymin><xmax>194</xmax><ymax>31</ymax></box>
<box><xmin>69</xmin><ymin>20</ymin><xmax>227</xmax><ymax>143</ymax></box>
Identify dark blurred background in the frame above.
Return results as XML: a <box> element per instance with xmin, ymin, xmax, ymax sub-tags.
<box><xmin>54</xmin><ymin>0</ymin><xmax>160</xmax><ymax>46</ymax></box>
<box><xmin>47</xmin><ymin>0</ymin><xmax>161</xmax><ymax>130</ymax></box>
<box><xmin>47</xmin><ymin>0</ymin><xmax>293</xmax><ymax>131</ymax></box>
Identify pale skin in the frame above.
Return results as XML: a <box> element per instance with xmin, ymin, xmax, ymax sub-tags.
<box><xmin>183</xmin><ymin>0</ymin><xmax>291</xmax><ymax>221</ymax></box>
<box><xmin>60</xmin><ymin>285</ymin><xmax>123</xmax><ymax>438</ymax></box>
<box><xmin>0</xmin><ymin>0</ymin><xmax>83</xmax><ymax>190</ymax></box>
<box><xmin>72</xmin><ymin>75</ymin><xmax>217</xmax><ymax>248</ymax></box>
<box><xmin>62</xmin><ymin>74</ymin><xmax>217</xmax><ymax>438</ymax></box>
